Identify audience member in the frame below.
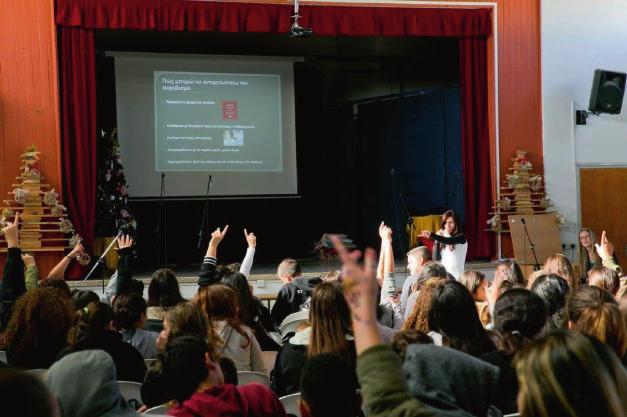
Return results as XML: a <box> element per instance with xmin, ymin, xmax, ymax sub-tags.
<box><xmin>420</xmin><ymin>210</ymin><xmax>467</xmax><ymax>279</ymax></box>
<box><xmin>271</xmin><ymin>281</ymin><xmax>355</xmax><ymax>397</ymax></box>
<box><xmin>515</xmin><ymin>331</ymin><xmax>626</xmax><ymax>417</ymax></box>
<box><xmin>0</xmin><ymin>368</ymin><xmax>59</xmax><ymax>417</ymax></box>
<box><xmin>404</xmin><ymin>343</ymin><xmax>500</xmax><ymax>417</ymax></box>
<box><xmin>578</xmin><ymin>228</ymin><xmax>602</xmax><ymax>280</ymax></box>
<box><xmin>299</xmin><ymin>353</ymin><xmax>361</xmax><ymax>417</ymax></box>
<box><xmin>588</xmin><ymin>266</ymin><xmax>620</xmax><ymax>295</ymax></box>
<box><xmin>4</xmin><ymin>287</ymin><xmax>74</xmax><ymax>369</ymax></box>
<box><xmin>46</xmin><ymin>242</ymin><xmax>86</xmax><ymax>281</ymax></box>
<box><xmin>1</xmin><ymin>213</ymin><xmax>26</xmax><ymax>331</ymax></box>
<box><xmin>376</xmin><ymin>223</ymin><xmax>402</xmax><ymax>329</ymax></box>
<box><xmin>62</xmin><ymin>301</ymin><xmax>147</xmax><ymax>382</ymax></box>
<box><xmin>197</xmin><ymin>225</ymin><xmax>229</xmax><ymax>287</ymax></box>
<box><xmin>196</xmin><ymin>283</ymin><xmax>266</xmax><ymax>373</ymax></box>
<box><xmin>159</xmin><ymin>336</ymin><xmax>287</xmax><ymax>417</ymax></box>
<box><xmin>402</xmin><ymin>277</ymin><xmax>448</xmax><ymax>335</ymax></box>
<box><xmin>594</xmin><ymin>231</ymin><xmax>623</xmax><ymax>276</ymax></box>
<box><xmin>531</xmin><ymin>273</ymin><xmax>570</xmax><ymax>330</ymax></box>
<box><xmin>543</xmin><ymin>253</ymin><xmax>578</xmax><ymax>288</ymax></box>
<box><xmin>403</xmin><ymin>262</ymin><xmax>448</xmax><ymax>321</ymax></box>
<box><xmin>114</xmin><ymin>293</ymin><xmax>159</xmax><ymax>359</ymax></box>
<box><xmin>71</xmin><ymin>289</ymin><xmax>100</xmax><ymax>311</ymax></box>
<box><xmin>147</xmin><ymin>269</ymin><xmax>186</xmax><ymax>323</ymax></box>
<box><xmin>390</xmin><ymin>330</ymin><xmax>433</xmax><ymax>361</ymax></box>
<box><xmin>428</xmin><ymin>280</ymin><xmax>496</xmax><ymax>357</ymax></box>
<box><xmin>458</xmin><ymin>270</ymin><xmax>490</xmax><ymax>325</ymax></box>
<box><xmin>400</xmin><ymin>247</ymin><xmax>431</xmax><ymax>313</ymax></box>
<box><xmin>21</xmin><ymin>253</ymin><xmax>40</xmax><ymax>291</ymax></box>
<box><xmin>221</xmin><ymin>271</ymin><xmax>280</xmax><ymax>350</ymax></box>
<box><xmin>494</xmin><ymin>258</ymin><xmax>526</xmax><ymax>290</ymax></box>
<box><xmin>39</xmin><ymin>277</ymin><xmax>72</xmax><ymax>299</ymax></box>
<box><xmin>271</xmin><ymin>258</ymin><xmax>321</xmax><ymax>326</ymax></box>
<box><xmin>480</xmin><ymin>288</ymin><xmax>547</xmax><ymax>414</ymax></box>
<box><xmin>47</xmin><ymin>350</ymin><xmax>138</xmax><ymax>417</ymax></box>
<box><xmin>566</xmin><ymin>285</ymin><xmax>626</xmax><ymax>360</ymax></box>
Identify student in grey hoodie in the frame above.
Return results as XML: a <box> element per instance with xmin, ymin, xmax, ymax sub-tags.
<box><xmin>47</xmin><ymin>350</ymin><xmax>138</xmax><ymax>417</ymax></box>
<box><xmin>114</xmin><ymin>293</ymin><xmax>159</xmax><ymax>359</ymax></box>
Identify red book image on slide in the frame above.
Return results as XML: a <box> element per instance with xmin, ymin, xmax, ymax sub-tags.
<box><xmin>222</xmin><ymin>100</ymin><xmax>238</xmax><ymax>120</ymax></box>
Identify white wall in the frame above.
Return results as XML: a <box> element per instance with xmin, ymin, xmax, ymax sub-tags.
<box><xmin>542</xmin><ymin>0</ymin><xmax>627</xmax><ymax>248</ymax></box>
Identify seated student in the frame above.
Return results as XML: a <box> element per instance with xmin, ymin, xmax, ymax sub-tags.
<box><xmin>403</xmin><ymin>262</ymin><xmax>448</xmax><ymax>322</ymax></box>
<box><xmin>332</xmin><ymin>237</ymin><xmax>626</xmax><ymax>417</ymax></box>
<box><xmin>47</xmin><ymin>350</ymin><xmax>138</xmax><ymax>417</ymax></box>
<box><xmin>146</xmin><ymin>269</ymin><xmax>186</xmax><ymax>325</ymax></box>
<box><xmin>458</xmin><ymin>270</ymin><xmax>490</xmax><ymax>326</ymax></box>
<box><xmin>402</xmin><ymin>277</ymin><xmax>448</xmax><ymax>338</ymax></box>
<box><xmin>197</xmin><ymin>225</ymin><xmax>229</xmax><ymax>287</ymax></box>
<box><xmin>4</xmin><ymin>287</ymin><xmax>74</xmax><ymax>369</ymax></box>
<box><xmin>114</xmin><ymin>293</ymin><xmax>159</xmax><ymax>359</ymax></box>
<box><xmin>271</xmin><ymin>281</ymin><xmax>355</xmax><ymax>398</ymax></box>
<box><xmin>1</xmin><ymin>213</ymin><xmax>26</xmax><ymax>331</ymax></box>
<box><xmin>271</xmin><ymin>258</ymin><xmax>321</xmax><ymax>326</ymax></box>
<box><xmin>196</xmin><ymin>284</ymin><xmax>266</xmax><ymax>373</ymax></box>
<box><xmin>299</xmin><ymin>353</ymin><xmax>361</xmax><ymax>417</ymax></box>
<box><xmin>142</xmin><ymin>302</ymin><xmax>234</xmax><ymax>408</ymax></box>
<box><xmin>400</xmin><ymin>247</ymin><xmax>432</xmax><ymax>314</ymax></box>
<box><xmin>588</xmin><ymin>266</ymin><xmax>620</xmax><ymax>296</ymax></box>
<box><xmin>376</xmin><ymin>223</ymin><xmax>402</xmax><ymax>330</ymax></box>
<box><xmin>480</xmin><ymin>288</ymin><xmax>547</xmax><ymax>414</ymax></box>
<box><xmin>566</xmin><ymin>285</ymin><xmax>626</xmax><ymax>361</ymax></box>
<box><xmin>61</xmin><ymin>301</ymin><xmax>147</xmax><ymax>382</ymax></box>
<box><xmin>159</xmin><ymin>336</ymin><xmax>287</xmax><ymax>417</ymax></box>
<box><xmin>0</xmin><ymin>368</ymin><xmax>59</xmax><ymax>417</ymax></box>
<box><xmin>515</xmin><ymin>331</ymin><xmax>626</xmax><ymax>417</ymax></box>
<box><xmin>428</xmin><ymin>280</ymin><xmax>496</xmax><ymax>357</ymax></box>
<box><xmin>543</xmin><ymin>253</ymin><xmax>579</xmax><ymax>288</ymax></box>
<box><xmin>71</xmin><ymin>289</ymin><xmax>100</xmax><ymax>311</ymax></box>
<box><xmin>531</xmin><ymin>273</ymin><xmax>570</xmax><ymax>330</ymax></box>
<box><xmin>221</xmin><ymin>271</ymin><xmax>280</xmax><ymax>351</ymax></box>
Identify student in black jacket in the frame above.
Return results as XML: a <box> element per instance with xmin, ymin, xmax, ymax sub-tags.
<box><xmin>271</xmin><ymin>258</ymin><xmax>321</xmax><ymax>326</ymax></box>
<box><xmin>60</xmin><ymin>300</ymin><xmax>147</xmax><ymax>382</ymax></box>
<box><xmin>0</xmin><ymin>213</ymin><xmax>25</xmax><ymax>331</ymax></box>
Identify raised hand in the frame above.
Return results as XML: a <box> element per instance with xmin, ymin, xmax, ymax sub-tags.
<box><xmin>68</xmin><ymin>242</ymin><xmax>85</xmax><ymax>259</ymax></box>
<box><xmin>419</xmin><ymin>230</ymin><xmax>431</xmax><ymax>239</ymax></box>
<box><xmin>594</xmin><ymin>230</ymin><xmax>614</xmax><ymax>260</ymax></box>
<box><xmin>331</xmin><ymin>235</ymin><xmax>378</xmax><ymax>324</ymax></box>
<box><xmin>244</xmin><ymin>228</ymin><xmax>256</xmax><ymax>248</ymax></box>
<box><xmin>378</xmin><ymin>222</ymin><xmax>392</xmax><ymax>242</ymax></box>
<box><xmin>2</xmin><ymin>212</ymin><xmax>20</xmax><ymax>248</ymax></box>
<box><xmin>21</xmin><ymin>253</ymin><xmax>36</xmax><ymax>267</ymax></box>
<box><xmin>116</xmin><ymin>235</ymin><xmax>134</xmax><ymax>250</ymax></box>
<box><xmin>209</xmin><ymin>225</ymin><xmax>229</xmax><ymax>247</ymax></box>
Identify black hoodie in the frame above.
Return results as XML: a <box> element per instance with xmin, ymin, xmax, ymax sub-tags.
<box><xmin>270</xmin><ymin>276</ymin><xmax>321</xmax><ymax>326</ymax></box>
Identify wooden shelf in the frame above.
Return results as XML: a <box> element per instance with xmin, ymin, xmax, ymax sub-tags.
<box><xmin>0</xmin><ymin>246</ymin><xmax>70</xmax><ymax>253</ymax></box>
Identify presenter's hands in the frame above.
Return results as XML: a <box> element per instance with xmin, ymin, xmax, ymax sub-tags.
<box><xmin>378</xmin><ymin>222</ymin><xmax>393</xmax><ymax>242</ymax></box>
<box><xmin>2</xmin><ymin>212</ymin><xmax>20</xmax><ymax>248</ymax></box>
<box><xmin>244</xmin><ymin>228</ymin><xmax>256</xmax><ymax>248</ymax></box>
<box><xmin>209</xmin><ymin>225</ymin><xmax>229</xmax><ymax>247</ymax></box>
<box><xmin>595</xmin><ymin>230</ymin><xmax>614</xmax><ymax>261</ymax></box>
<box><xmin>419</xmin><ymin>230</ymin><xmax>431</xmax><ymax>239</ymax></box>
<box><xmin>116</xmin><ymin>235</ymin><xmax>133</xmax><ymax>250</ymax></box>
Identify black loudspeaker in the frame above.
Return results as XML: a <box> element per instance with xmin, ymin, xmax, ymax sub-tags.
<box><xmin>588</xmin><ymin>69</ymin><xmax>626</xmax><ymax>114</ymax></box>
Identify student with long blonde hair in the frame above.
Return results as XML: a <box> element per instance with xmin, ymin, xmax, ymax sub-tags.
<box><xmin>515</xmin><ymin>331</ymin><xmax>627</xmax><ymax>417</ymax></box>
<box><xmin>543</xmin><ymin>253</ymin><xmax>578</xmax><ymax>288</ymax></box>
<box><xmin>578</xmin><ymin>228</ymin><xmax>602</xmax><ymax>280</ymax></box>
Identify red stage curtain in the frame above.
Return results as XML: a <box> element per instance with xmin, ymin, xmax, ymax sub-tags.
<box><xmin>55</xmin><ymin>0</ymin><xmax>493</xmax><ymax>260</ymax></box>
<box><xmin>60</xmin><ymin>27</ymin><xmax>97</xmax><ymax>278</ymax></box>
<box><xmin>460</xmin><ymin>37</ymin><xmax>493</xmax><ymax>259</ymax></box>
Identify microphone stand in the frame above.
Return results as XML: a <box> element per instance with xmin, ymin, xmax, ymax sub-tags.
<box><xmin>520</xmin><ymin>218</ymin><xmax>541</xmax><ymax>271</ymax></box>
<box><xmin>197</xmin><ymin>174</ymin><xmax>213</xmax><ymax>251</ymax></box>
<box><xmin>83</xmin><ymin>230</ymin><xmax>124</xmax><ymax>294</ymax></box>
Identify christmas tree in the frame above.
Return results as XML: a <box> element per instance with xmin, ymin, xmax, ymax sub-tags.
<box><xmin>95</xmin><ymin>128</ymin><xmax>137</xmax><ymax>237</ymax></box>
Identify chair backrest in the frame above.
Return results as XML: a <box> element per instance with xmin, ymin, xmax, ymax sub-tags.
<box><xmin>279</xmin><ymin>318</ymin><xmax>308</xmax><ymax>337</ymax></box>
<box><xmin>260</xmin><ymin>351</ymin><xmax>278</xmax><ymax>376</ymax></box>
<box><xmin>144</xmin><ymin>404</ymin><xmax>169</xmax><ymax>415</ymax></box>
<box><xmin>503</xmin><ymin>414</ymin><xmax>521</xmax><ymax>417</ymax></box>
<box><xmin>24</xmin><ymin>368</ymin><xmax>48</xmax><ymax>382</ymax></box>
<box><xmin>117</xmin><ymin>380</ymin><xmax>143</xmax><ymax>409</ymax></box>
<box><xmin>144</xmin><ymin>358</ymin><xmax>157</xmax><ymax>368</ymax></box>
<box><xmin>237</xmin><ymin>371</ymin><xmax>270</xmax><ymax>387</ymax></box>
<box><xmin>0</xmin><ymin>351</ymin><xmax>7</xmax><ymax>363</ymax></box>
<box><xmin>279</xmin><ymin>392</ymin><xmax>301</xmax><ymax>417</ymax></box>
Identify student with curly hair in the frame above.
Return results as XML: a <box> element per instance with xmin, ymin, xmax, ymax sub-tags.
<box><xmin>4</xmin><ymin>287</ymin><xmax>74</xmax><ymax>369</ymax></box>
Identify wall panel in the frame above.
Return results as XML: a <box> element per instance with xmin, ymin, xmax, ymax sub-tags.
<box><xmin>0</xmin><ymin>0</ymin><xmax>62</xmax><ymax>275</ymax></box>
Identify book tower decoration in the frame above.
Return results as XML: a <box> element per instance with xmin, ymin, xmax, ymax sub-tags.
<box><xmin>0</xmin><ymin>146</ymin><xmax>90</xmax><ymax>264</ymax></box>
<box><xmin>487</xmin><ymin>150</ymin><xmax>564</xmax><ymax>234</ymax></box>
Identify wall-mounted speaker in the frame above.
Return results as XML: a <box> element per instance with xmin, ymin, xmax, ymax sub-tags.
<box><xmin>588</xmin><ymin>69</ymin><xmax>626</xmax><ymax>114</ymax></box>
